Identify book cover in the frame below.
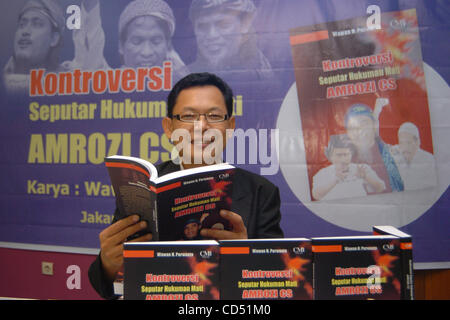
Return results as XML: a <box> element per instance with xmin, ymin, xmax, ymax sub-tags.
<box><xmin>312</xmin><ymin>235</ymin><xmax>402</xmax><ymax>300</ymax></box>
<box><xmin>123</xmin><ymin>240</ymin><xmax>220</xmax><ymax>300</ymax></box>
<box><xmin>373</xmin><ymin>225</ymin><xmax>414</xmax><ymax>300</ymax></box>
<box><xmin>289</xmin><ymin>9</ymin><xmax>436</xmax><ymax>201</ymax></box>
<box><xmin>219</xmin><ymin>238</ymin><xmax>313</xmax><ymax>300</ymax></box>
<box><xmin>105</xmin><ymin>155</ymin><xmax>235</xmax><ymax>240</ymax></box>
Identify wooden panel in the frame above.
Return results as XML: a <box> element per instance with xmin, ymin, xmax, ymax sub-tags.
<box><xmin>414</xmin><ymin>269</ymin><xmax>450</xmax><ymax>300</ymax></box>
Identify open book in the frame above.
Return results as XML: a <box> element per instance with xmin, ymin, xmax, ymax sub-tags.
<box><xmin>105</xmin><ymin>155</ymin><xmax>235</xmax><ymax>241</ymax></box>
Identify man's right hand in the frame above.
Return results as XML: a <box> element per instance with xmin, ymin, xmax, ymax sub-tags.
<box><xmin>99</xmin><ymin>215</ymin><xmax>152</xmax><ymax>281</ymax></box>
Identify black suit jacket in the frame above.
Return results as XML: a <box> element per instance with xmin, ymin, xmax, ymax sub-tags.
<box><xmin>88</xmin><ymin>161</ymin><xmax>284</xmax><ymax>299</ymax></box>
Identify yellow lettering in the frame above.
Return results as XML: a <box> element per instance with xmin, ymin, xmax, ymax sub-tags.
<box><xmin>160</xmin><ymin>133</ymin><xmax>172</xmax><ymax>162</ymax></box>
<box><xmin>139</xmin><ymin>132</ymin><xmax>159</xmax><ymax>163</ymax></box>
<box><xmin>28</xmin><ymin>134</ymin><xmax>45</xmax><ymax>163</ymax></box>
<box><xmin>70</xmin><ymin>134</ymin><xmax>87</xmax><ymax>164</ymax></box>
<box><xmin>88</xmin><ymin>133</ymin><xmax>106</xmax><ymax>164</ymax></box>
<box><xmin>29</xmin><ymin>102</ymin><xmax>39</xmax><ymax>121</ymax></box>
<box><xmin>46</xmin><ymin>134</ymin><xmax>68</xmax><ymax>163</ymax></box>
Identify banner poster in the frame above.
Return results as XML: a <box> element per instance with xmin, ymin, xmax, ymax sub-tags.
<box><xmin>0</xmin><ymin>0</ymin><xmax>448</xmax><ymax>267</ymax></box>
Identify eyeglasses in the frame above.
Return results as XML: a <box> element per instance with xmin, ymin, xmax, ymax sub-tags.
<box><xmin>172</xmin><ymin>112</ymin><xmax>230</xmax><ymax>123</ymax></box>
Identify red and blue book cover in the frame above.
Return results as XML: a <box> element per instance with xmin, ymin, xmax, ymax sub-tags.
<box><xmin>312</xmin><ymin>235</ymin><xmax>403</xmax><ymax>300</ymax></box>
<box><xmin>123</xmin><ymin>240</ymin><xmax>220</xmax><ymax>300</ymax></box>
<box><xmin>105</xmin><ymin>155</ymin><xmax>235</xmax><ymax>240</ymax></box>
<box><xmin>219</xmin><ymin>238</ymin><xmax>313</xmax><ymax>300</ymax></box>
<box><xmin>373</xmin><ymin>225</ymin><xmax>414</xmax><ymax>300</ymax></box>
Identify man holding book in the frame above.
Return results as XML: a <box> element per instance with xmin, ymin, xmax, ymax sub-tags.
<box><xmin>89</xmin><ymin>72</ymin><xmax>284</xmax><ymax>299</ymax></box>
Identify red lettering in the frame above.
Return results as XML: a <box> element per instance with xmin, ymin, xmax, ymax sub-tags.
<box><xmin>148</xmin><ymin>67</ymin><xmax>162</xmax><ymax>91</ymax></box>
<box><xmin>44</xmin><ymin>73</ymin><xmax>57</xmax><ymax>95</ymax></box>
<box><xmin>121</xmin><ymin>69</ymin><xmax>135</xmax><ymax>92</ymax></box>
<box><xmin>242</xmin><ymin>289</ymin><xmax>278</xmax><ymax>299</ymax></box>
<box><xmin>107</xmin><ymin>69</ymin><xmax>121</xmax><ymax>93</ymax></box>
<box><xmin>73</xmin><ymin>69</ymin><xmax>82</xmax><ymax>93</ymax></box>
<box><xmin>28</xmin><ymin>65</ymin><xmax>172</xmax><ymax>96</ymax></box>
<box><xmin>326</xmin><ymin>86</ymin><xmax>336</xmax><ymax>98</ymax></box>
<box><xmin>137</xmin><ymin>68</ymin><xmax>148</xmax><ymax>92</ymax></box>
<box><xmin>322</xmin><ymin>60</ymin><xmax>332</xmax><ymax>72</ymax></box>
<box><xmin>326</xmin><ymin>81</ymin><xmax>376</xmax><ymax>99</ymax></box>
<box><xmin>163</xmin><ymin>61</ymin><xmax>172</xmax><ymax>90</ymax></box>
<box><xmin>92</xmin><ymin>70</ymin><xmax>107</xmax><ymax>93</ymax></box>
<box><xmin>30</xmin><ymin>69</ymin><xmax>44</xmax><ymax>96</ymax></box>
<box><xmin>82</xmin><ymin>71</ymin><xmax>92</xmax><ymax>93</ymax></box>
<box><xmin>58</xmin><ymin>72</ymin><xmax>72</xmax><ymax>95</ymax></box>
<box><xmin>336</xmin><ymin>85</ymin><xmax>348</xmax><ymax>96</ymax></box>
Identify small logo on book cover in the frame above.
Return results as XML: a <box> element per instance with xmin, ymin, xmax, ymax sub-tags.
<box><xmin>199</xmin><ymin>250</ymin><xmax>213</xmax><ymax>258</ymax></box>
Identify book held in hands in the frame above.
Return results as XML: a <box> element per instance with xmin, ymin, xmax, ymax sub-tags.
<box><xmin>104</xmin><ymin>155</ymin><xmax>235</xmax><ymax>241</ymax></box>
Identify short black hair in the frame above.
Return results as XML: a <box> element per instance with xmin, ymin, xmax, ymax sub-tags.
<box><xmin>167</xmin><ymin>72</ymin><xmax>234</xmax><ymax>117</ymax></box>
<box><xmin>324</xmin><ymin>134</ymin><xmax>356</xmax><ymax>160</ymax></box>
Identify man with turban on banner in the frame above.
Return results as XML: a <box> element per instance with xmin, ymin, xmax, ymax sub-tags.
<box><xmin>3</xmin><ymin>0</ymin><xmax>108</xmax><ymax>94</ymax></box>
<box><xmin>187</xmin><ymin>0</ymin><xmax>273</xmax><ymax>83</ymax></box>
<box><xmin>344</xmin><ymin>102</ymin><xmax>404</xmax><ymax>194</ymax></box>
<box><xmin>117</xmin><ymin>0</ymin><xmax>188</xmax><ymax>80</ymax></box>
<box><xmin>3</xmin><ymin>0</ymin><xmax>66</xmax><ymax>94</ymax></box>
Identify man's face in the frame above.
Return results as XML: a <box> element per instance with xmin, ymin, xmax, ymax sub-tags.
<box><xmin>398</xmin><ymin>131</ymin><xmax>419</xmax><ymax>163</ymax></box>
<box><xmin>346</xmin><ymin>115</ymin><xmax>377</xmax><ymax>149</ymax></box>
<box><xmin>162</xmin><ymin>85</ymin><xmax>235</xmax><ymax>168</ymax></box>
<box><xmin>120</xmin><ymin>15</ymin><xmax>169</xmax><ymax>68</ymax></box>
<box><xmin>330</xmin><ymin>147</ymin><xmax>352</xmax><ymax>172</ymax></box>
<box><xmin>193</xmin><ymin>10</ymin><xmax>247</xmax><ymax>67</ymax></box>
<box><xmin>184</xmin><ymin>222</ymin><xmax>199</xmax><ymax>239</ymax></box>
<box><xmin>14</xmin><ymin>9</ymin><xmax>58</xmax><ymax>69</ymax></box>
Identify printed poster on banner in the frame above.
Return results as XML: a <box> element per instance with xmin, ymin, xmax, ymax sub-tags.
<box><xmin>289</xmin><ymin>8</ymin><xmax>436</xmax><ymax>202</ymax></box>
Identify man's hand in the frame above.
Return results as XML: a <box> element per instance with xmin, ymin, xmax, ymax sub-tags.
<box><xmin>200</xmin><ymin>210</ymin><xmax>248</xmax><ymax>240</ymax></box>
<box><xmin>99</xmin><ymin>215</ymin><xmax>152</xmax><ymax>281</ymax></box>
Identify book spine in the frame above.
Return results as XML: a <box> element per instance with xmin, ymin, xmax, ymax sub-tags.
<box><xmin>401</xmin><ymin>240</ymin><xmax>414</xmax><ymax>300</ymax></box>
<box><xmin>150</xmin><ymin>183</ymin><xmax>159</xmax><ymax>241</ymax></box>
<box><xmin>372</xmin><ymin>228</ymin><xmax>414</xmax><ymax>300</ymax></box>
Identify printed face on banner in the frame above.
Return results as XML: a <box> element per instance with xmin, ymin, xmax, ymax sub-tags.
<box><xmin>345</xmin><ymin>115</ymin><xmax>377</xmax><ymax>151</ymax></box>
<box><xmin>329</xmin><ymin>147</ymin><xmax>352</xmax><ymax>173</ymax></box>
<box><xmin>397</xmin><ymin>131</ymin><xmax>419</xmax><ymax>164</ymax></box>
<box><xmin>193</xmin><ymin>11</ymin><xmax>249</xmax><ymax>68</ymax></box>
<box><xmin>14</xmin><ymin>9</ymin><xmax>59</xmax><ymax>71</ymax></box>
<box><xmin>120</xmin><ymin>15</ymin><xmax>170</xmax><ymax>68</ymax></box>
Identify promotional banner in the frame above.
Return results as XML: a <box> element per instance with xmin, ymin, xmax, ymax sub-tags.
<box><xmin>0</xmin><ymin>0</ymin><xmax>448</xmax><ymax>267</ymax></box>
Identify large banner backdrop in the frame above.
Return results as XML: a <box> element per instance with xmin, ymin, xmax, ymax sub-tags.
<box><xmin>0</xmin><ymin>0</ymin><xmax>448</xmax><ymax>267</ymax></box>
